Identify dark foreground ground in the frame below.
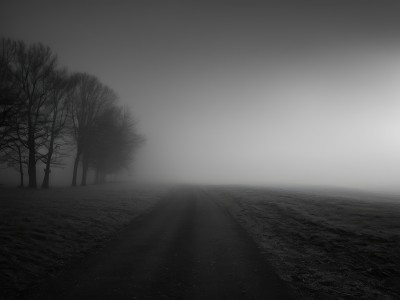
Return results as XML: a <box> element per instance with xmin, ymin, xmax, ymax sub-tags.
<box><xmin>217</xmin><ymin>186</ymin><xmax>400</xmax><ymax>299</ymax></box>
<box><xmin>21</xmin><ymin>187</ymin><xmax>293</xmax><ymax>299</ymax></box>
<box><xmin>0</xmin><ymin>184</ymin><xmax>164</xmax><ymax>298</ymax></box>
<box><xmin>4</xmin><ymin>184</ymin><xmax>399</xmax><ymax>299</ymax></box>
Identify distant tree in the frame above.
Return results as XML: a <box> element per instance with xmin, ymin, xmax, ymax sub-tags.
<box><xmin>1</xmin><ymin>38</ymin><xmax>144</xmax><ymax>188</ymax></box>
<box><xmin>8</xmin><ymin>41</ymin><xmax>58</xmax><ymax>188</ymax></box>
<box><xmin>88</xmin><ymin>107</ymin><xmax>144</xmax><ymax>184</ymax></box>
<box><xmin>41</xmin><ymin>69</ymin><xmax>75</xmax><ymax>189</ymax></box>
<box><xmin>0</xmin><ymin>38</ymin><xmax>28</xmax><ymax>187</ymax></box>
<box><xmin>0</xmin><ymin>37</ymin><xmax>19</xmax><ymax>151</ymax></box>
<box><xmin>69</xmin><ymin>73</ymin><xmax>117</xmax><ymax>186</ymax></box>
<box><xmin>0</xmin><ymin>141</ymin><xmax>28</xmax><ymax>187</ymax></box>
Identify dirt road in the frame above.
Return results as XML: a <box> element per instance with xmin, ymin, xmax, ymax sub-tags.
<box><xmin>25</xmin><ymin>187</ymin><xmax>293</xmax><ymax>299</ymax></box>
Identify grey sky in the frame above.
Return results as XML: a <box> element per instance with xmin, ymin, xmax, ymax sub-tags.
<box><xmin>1</xmin><ymin>1</ymin><xmax>400</xmax><ymax>190</ymax></box>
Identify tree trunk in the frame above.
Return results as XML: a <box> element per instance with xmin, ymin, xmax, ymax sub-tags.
<box><xmin>41</xmin><ymin>160</ymin><xmax>51</xmax><ymax>189</ymax></box>
<box><xmin>27</xmin><ymin>113</ymin><xmax>37</xmax><ymax>188</ymax></box>
<box><xmin>72</xmin><ymin>148</ymin><xmax>81</xmax><ymax>186</ymax></box>
<box><xmin>18</xmin><ymin>146</ymin><xmax>24</xmax><ymax>188</ymax></box>
<box><xmin>28</xmin><ymin>154</ymin><xmax>36</xmax><ymax>188</ymax></box>
<box><xmin>19</xmin><ymin>162</ymin><xmax>24</xmax><ymax>188</ymax></box>
<box><xmin>81</xmin><ymin>155</ymin><xmax>89</xmax><ymax>186</ymax></box>
<box><xmin>27</xmin><ymin>139</ymin><xmax>37</xmax><ymax>188</ymax></box>
<box><xmin>19</xmin><ymin>170</ymin><xmax>24</xmax><ymax>187</ymax></box>
<box><xmin>42</xmin><ymin>163</ymin><xmax>51</xmax><ymax>189</ymax></box>
<box><xmin>42</xmin><ymin>134</ymin><xmax>55</xmax><ymax>189</ymax></box>
<box><xmin>42</xmin><ymin>168</ymin><xmax>50</xmax><ymax>189</ymax></box>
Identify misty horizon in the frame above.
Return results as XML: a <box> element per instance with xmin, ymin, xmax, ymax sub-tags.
<box><xmin>1</xmin><ymin>1</ymin><xmax>400</xmax><ymax>193</ymax></box>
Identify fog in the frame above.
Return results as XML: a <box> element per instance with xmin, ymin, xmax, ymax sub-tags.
<box><xmin>2</xmin><ymin>1</ymin><xmax>400</xmax><ymax>192</ymax></box>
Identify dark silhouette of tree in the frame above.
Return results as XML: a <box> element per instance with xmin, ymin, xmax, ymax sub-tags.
<box><xmin>41</xmin><ymin>69</ymin><xmax>75</xmax><ymax>189</ymax></box>
<box><xmin>87</xmin><ymin>107</ymin><xmax>144</xmax><ymax>184</ymax></box>
<box><xmin>0</xmin><ymin>38</ymin><xmax>30</xmax><ymax>187</ymax></box>
<box><xmin>0</xmin><ymin>141</ymin><xmax>28</xmax><ymax>187</ymax></box>
<box><xmin>10</xmin><ymin>41</ymin><xmax>58</xmax><ymax>188</ymax></box>
<box><xmin>0</xmin><ymin>38</ymin><xmax>19</xmax><ymax>151</ymax></box>
<box><xmin>1</xmin><ymin>38</ymin><xmax>145</xmax><ymax>188</ymax></box>
<box><xmin>69</xmin><ymin>73</ymin><xmax>117</xmax><ymax>186</ymax></box>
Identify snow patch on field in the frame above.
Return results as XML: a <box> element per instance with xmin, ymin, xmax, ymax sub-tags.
<box><xmin>217</xmin><ymin>186</ymin><xmax>400</xmax><ymax>299</ymax></box>
<box><xmin>0</xmin><ymin>183</ymin><xmax>168</xmax><ymax>297</ymax></box>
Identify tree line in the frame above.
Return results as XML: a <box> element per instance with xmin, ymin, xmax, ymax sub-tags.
<box><xmin>0</xmin><ymin>38</ymin><xmax>144</xmax><ymax>189</ymax></box>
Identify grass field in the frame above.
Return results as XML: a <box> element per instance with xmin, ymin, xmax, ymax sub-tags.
<box><xmin>0</xmin><ymin>183</ymin><xmax>167</xmax><ymax>298</ymax></box>
<box><xmin>2</xmin><ymin>183</ymin><xmax>399</xmax><ymax>299</ymax></box>
<box><xmin>218</xmin><ymin>186</ymin><xmax>400</xmax><ymax>299</ymax></box>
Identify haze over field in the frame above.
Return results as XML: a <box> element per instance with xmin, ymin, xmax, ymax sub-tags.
<box><xmin>1</xmin><ymin>1</ymin><xmax>400</xmax><ymax>191</ymax></box>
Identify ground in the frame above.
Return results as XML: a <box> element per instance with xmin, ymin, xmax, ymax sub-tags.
<box><xmin>216</xmin><ymin>185</ymin><xmax>400</xmax><ymax>299</ymax></box>
<box><xmin>0</xmin><ymin>183</ymin><xmax>166</xmax><ymax>298</ymax></box>
<box><xmin>22</xmin><ymin>187</ymin><xmax>292</xmax><ymax>299</ymax></box>
<box><xmin>1</xmin><ymin>184</ymin><xmax>399</xmax><ymax>299</ymax></box>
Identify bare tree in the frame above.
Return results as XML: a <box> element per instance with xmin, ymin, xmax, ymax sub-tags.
<box><xmin>69</xmin><ymin>73</ymin><xmax>117</xmax><ymax>186</ymax></box>
<box><xmin>1</xmin><ymin>38</ymin><xmax>144</xmax><ymax>188</ymax></box>
<box><xmin>10</xmin><ymin>41</ymin><xmax>58</xmax><ymax>188</ymax></box>
<box><xmin>89</xmin><ymin>107</ymin><xmax>144</xmax><ymax>184</ymax></box>
<box><xmin>1</xmin><ymin>38</ymin><xmax>29</xmax><ymax>187</ymax></box>
<box><xmin>41</xmin><ymin>69</ymin><xmax>74</xmax><ymax>189</ymax></box>
<box><xmin>0</xmin><ymin>141</ymin><xmax>28</xmax><ymax>187</ymax></box>
<box><xmin>0</xmin><ymin>38</ymin><xmax>19</xmax><ymax>151</ymax></box>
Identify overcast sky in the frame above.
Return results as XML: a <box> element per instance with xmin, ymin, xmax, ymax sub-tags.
<box><xmin>2</xmin><ymin>1</ymin><xmax>400</xmax><ymax>191</ymax></box>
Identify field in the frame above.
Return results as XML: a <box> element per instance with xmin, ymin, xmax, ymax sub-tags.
<box><xmin>1</xmin><ymin>183</ymin><xmax>400</xmax><ymax>299</ymax></box>
<box><xmin>217</xmin><ymin>186</ymin><xmax>400</xmax><ymax>299</ymax></box>
<box><xmin>0</xmin><ymin>183</ymin><xmax>167</xmax><ymax>298</ymax></box>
